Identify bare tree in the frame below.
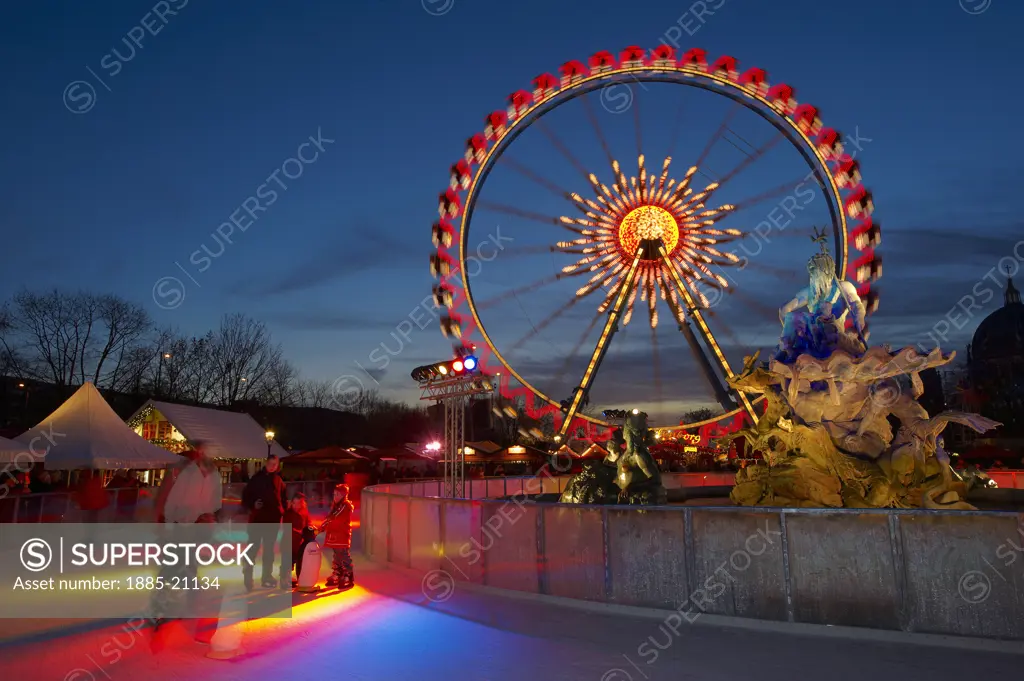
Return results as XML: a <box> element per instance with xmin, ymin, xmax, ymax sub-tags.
<box><xmin>2</xmin><ymin>290</ymin><xmax>433</xmax><ymax>432</ymax></box>
<box><xmin>0</xmin><ymin>303</ymin><xmax>28</xmax><ymax>378</ymax></box>
<box><xmin>295</xmin><ymin>379</ymin><xmax>334</xmax><ymax>408</ymax></box>
<box><xmin>72</xmin><ymin>293</ymin><xmax>100</xmax><ymax>387</ymax></box>
<box><xmin>178</xmin><ymin>333</ymin><xmax>219</xmax><ymax>404</ymax></box>
<box><xmin>2</xmin><ymin>290</ymin><xmax>154</xmax><ymax>392</ymax></box>
<box><xmin>681</xmin><ymin>407</ymin><xmax>720</xmax><ymax>423</ymax></box>
<box><xmin>259</xmin><ymin>359</ymin><xmax>298</xmax><ymax>406</ymax></box>
<box><xmin>92</xmin><ymin>295</ymin><xmax>151</xmax><ymax>386</ymax></box>
<box><xmin>106</xmin><ymin>344</ymin><xmax>156</xmax><ymax>395</ymax></box>
<box><xmin>351</xmin><ymin>387</ymin><xmax>385</xmax><ymax>416</ymax></box>
<box><xmin>9</xmin><ymin>290</ymin><xmax>91</xmax><ymax>389</ymax></box>
<box><xmin>209</xmin><ymin>314</ymin><xmax>283</xmax><ymax>405</ymax></box>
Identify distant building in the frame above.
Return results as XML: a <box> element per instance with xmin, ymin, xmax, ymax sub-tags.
<box><xmin>964</xmin><ymin>271</ymin><xmax>1024</xmax><ymax>458</ymax></box>
<box><xmin>916</xmin><ymin>367</ymin><xmax>946</xmax><ymax>417</ymax></box>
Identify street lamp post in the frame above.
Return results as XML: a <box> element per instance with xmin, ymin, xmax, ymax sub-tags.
<box><xmin>265</xmin><ymin>430</ymin><xmax>275</xmax><ymax>458</ymax></box>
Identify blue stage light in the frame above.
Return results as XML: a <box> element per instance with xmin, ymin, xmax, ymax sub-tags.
<box><xmin>463</xmin><ymin>356</ymin><xmax>477</xmax><ymax>371</ymax></box>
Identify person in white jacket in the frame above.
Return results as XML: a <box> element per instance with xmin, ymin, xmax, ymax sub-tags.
<box><xmin>155</xmin><ymin>440</ymin><xmax>222</xmax><ymax>520</ymax></box>
<box><xmin>162</xmin><ymin>445</ymin><xmax>222</xmax><ymax>523</ymax></box>
<box><xmin>150</xmin><ymin>443</ymin><xmax>224</xmax><ymax>651</ymax></box>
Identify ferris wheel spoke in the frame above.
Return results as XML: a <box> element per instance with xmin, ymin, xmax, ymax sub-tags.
<box><xmin>633</xmin><ymin>85</ymin><xmax>643</xmax><ymax>158</ymax></box>
<box><xmin>508</xmin><ymin>296</ymin><xmax>584</xmax><ymax>354</ymax></box>
<box><xmin>729</xmin><ymin>175</ymin><xmax>816</xmax><ymax>211</ymax></box>
<box><xmin>738</xmin><ymin>260</ymin><xmax>802</xmax><ymax>283</ymax></box>
<box><xmin>650</xmin><ymin>323</ymin><xmax>663</xmax><ymax>410</ymax></box>
<box><xmin>558</xmin><ymin>247</ymin><xmax>645</xmax><ymax>437</ymax></box>
<box><xmin>660</xmin><ymin>244</ymin><xmax>757</xmax><ymax>421</ymax></box>
<box><xmin>667</xmin><ymin>94</ymin><xmax>686</xmax><ymax>160</ymax></box>
<box><xmin>736</xmin><ymin>225</ymin><xmax>824</xmax><ymax>240</ymax></box>
<box><xmin>494</xmin><ymin>244</ymin><xmax>564</xmax><ymax>259</ymax></box>
<box><xmin>536</xmin><ymin>119</ymin><xmax>591</xmax><ymax>179</ymax></box>
<box><xmin>552</xmin><ymin>312</ymin><xmax>605</xmax><ymax>388</ymax></box>
<box><xmin>582</xmin><ymin>94</ymin><xmax>616</xmax><ymax>166</ymax></box>
<box><xmin>715</xmin><ymin>131</ymin><xmax>784</xmax><ymax>186</ymax></box>
<box><xmin>702</xmin><ymin>307</ymin><xmax>756</xmax><ymax>356</ymax></box>
<box><xmin>499</xmin><ymin>156</ymin><xmax>575</xmax><ymax>199</ymax></box>
<box><xmin>694</xmin><ymin>101</ymin><xmax>740</xmax><ymax>171</ymax></box>
<box><xmin>664</xmin><ymin>294</ymin><xmax>726</xmax><ymax>407</ymax></box>
<box><xmin>728</xmin><ymin>287</ymin><xmax>782</xmax><ymax>322</ymax></box>
<box><xmin>477</xmin><ymin>201</ymin><xmax>582</xmax><ymax>235</ymax></box>
<box><xmin>474</xmin><ymin>273</ymin><xmax>566</xmax><ymax>311</ymax></box>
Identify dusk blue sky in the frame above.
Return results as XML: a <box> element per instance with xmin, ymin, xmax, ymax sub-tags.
<box><xmin>2</xmin><ymin>0</ymin><xmax>1023</xmax><ymax>422</ymax></box>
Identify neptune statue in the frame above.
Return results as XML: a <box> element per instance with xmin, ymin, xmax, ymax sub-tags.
<box><xmin>774</xmin><ymin>228</ymin><xmax>867</xmax><ymax>362</ymax></box>
<box><xmin>726</xmin><ymin>230</ymin><xmax>1001</xmax><ymax>509</ymax></box>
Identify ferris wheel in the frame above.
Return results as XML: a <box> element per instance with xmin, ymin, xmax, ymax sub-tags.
<box><xmin>429</xmin><ymin>45</ymin><xmax>882</xmax><ymax>441</ymax></box>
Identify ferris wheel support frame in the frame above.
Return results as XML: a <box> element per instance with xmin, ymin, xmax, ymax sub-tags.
<box><xmin>675</xmin><ymin>304</ymin><xmax>735</xmax><ymax>413</ymax></box>
<box><xmin>658</xmin><ymin>244</ymin><xmax>758</xmax><ymax>421</ymax></box>
<box><xmin>556</xmin><ymin>238</ymin><xmax>758</xmax><ymax>439</ymax></box>
<box><xmin>558</xmin><ymin>244</ymin><xmax>645</xmax><ymax>438</ymax></box>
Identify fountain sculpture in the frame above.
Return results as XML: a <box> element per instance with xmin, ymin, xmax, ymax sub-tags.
<box><xmin>727</xmin><ymin>231</ymin><xmax>1000</xmax><ymax>509</ymax></box>
<box><xmin>559</xmin><ymin>410</ymin><xmax>667</xmax><ymax>505</ymax></box>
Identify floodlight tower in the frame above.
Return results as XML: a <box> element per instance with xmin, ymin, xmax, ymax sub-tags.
<box><xmin>412</xmin><ymin>352</ymin><xmax>493</xmax><ymax>498</ymax></box>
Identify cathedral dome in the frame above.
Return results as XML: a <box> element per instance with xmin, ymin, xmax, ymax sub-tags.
<box><xmin>971</xmin><ymin>275</ymin><xmax>1024</xmax><ymax>362</ymax></box>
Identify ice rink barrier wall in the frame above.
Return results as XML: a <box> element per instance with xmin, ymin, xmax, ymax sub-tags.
<box><xmin>361</xmin><ymin>477</ymin><xmax>1024</xmax><ymax>641</ymax></box>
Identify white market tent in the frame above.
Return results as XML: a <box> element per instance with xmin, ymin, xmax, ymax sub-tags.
<box><xmin>2</xmin><ymin>383</ymin><xmax>182</xmax><ymax>470</ymax></box>
<box><xmin>0</xmin><ymin>435</ymin><xmax>26</xmax><ymax>463</ymax></box>
<box><xmin>128</xmin><ymin>400</ymin><xmax>288</xmax><ymax>461</ymax></box>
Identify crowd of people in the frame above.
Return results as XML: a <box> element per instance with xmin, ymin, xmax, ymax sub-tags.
<box><xmin>238</xmin><ymin>456</ymin><xmax>354</xmax><ymax>590</ymax></box>
<box><xmin>147</xmin><ymin>443</ymin><xmax>356</xmax><ymax>652</ymax></box>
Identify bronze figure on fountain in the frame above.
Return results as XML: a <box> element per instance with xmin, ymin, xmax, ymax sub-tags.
<box><xmin>559</xmin><ymin>410</ymin><xmax>667</xmax><ymax>505</ymax></box>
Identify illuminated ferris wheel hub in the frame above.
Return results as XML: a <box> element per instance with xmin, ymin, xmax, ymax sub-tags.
<box><xmin>618</xmin><ymin>205</ymin><xmax>678</xmax><ymax>257</ymax></box>
<box><xmin>559</xmin><ymin>154</ymin><xmax>740</xmax><ymax>315</ymax></box>
<box><xmin>429</xmin><ymin>44</ymin><xmax>883</xmax><ymax>442</ymax></box>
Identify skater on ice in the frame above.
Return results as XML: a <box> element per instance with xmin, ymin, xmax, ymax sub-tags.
<box><xmin>320</xmin><ymin>483</ymin><xmax>354</xmax><ymax>589</ymax></box>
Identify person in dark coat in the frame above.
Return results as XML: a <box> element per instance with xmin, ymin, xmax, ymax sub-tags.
<box><xmin>241</xmin><ymin>455</ymin><xmax>287</xmax><ymax>590</ymax></box>
<box><xmin>29</xmin><ymin>470</ymin><xmax>54</xmax><ymax>494</ymax></box>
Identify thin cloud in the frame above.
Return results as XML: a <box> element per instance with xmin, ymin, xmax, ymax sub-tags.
<box><xmin>228</xmin><ymin>228</ymin><xmax>420</xmax><ymax>297</ymax></box>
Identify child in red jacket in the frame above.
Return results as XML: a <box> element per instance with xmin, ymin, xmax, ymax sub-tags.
<box><xmin>320</xmin><ymin>483</ymin><xmax>354</xmax><ymax>588</ymax></box>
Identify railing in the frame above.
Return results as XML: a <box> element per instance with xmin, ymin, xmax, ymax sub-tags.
<box><xmin>3</xmin><ymin>470</ymin><xmax>1020</xmax><ymax>524</ymax></box>
<box><xmin>986</xmin><ymin>470</ymin><xmax>1023</xmax><ymax>489</ymax></box>
<box><xmin>368</xmin><ymin>471</ymin><xmax>742</xmax><ymax>499</ymax></box>
<box><xmin>0</xmin><ymin>480</ymin><xmax>345</xmax><ymax>524</ymax></box>
<box><xmin>362</xmin><ymin>479</ymin><xmax>1024</xmax><ymax>641</ymax></box>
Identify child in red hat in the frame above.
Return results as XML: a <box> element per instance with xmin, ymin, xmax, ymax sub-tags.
<box><xmin>320</xmin><ymin>483</ymin><xmax>354</xmax><ymax>588</ymax></box>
